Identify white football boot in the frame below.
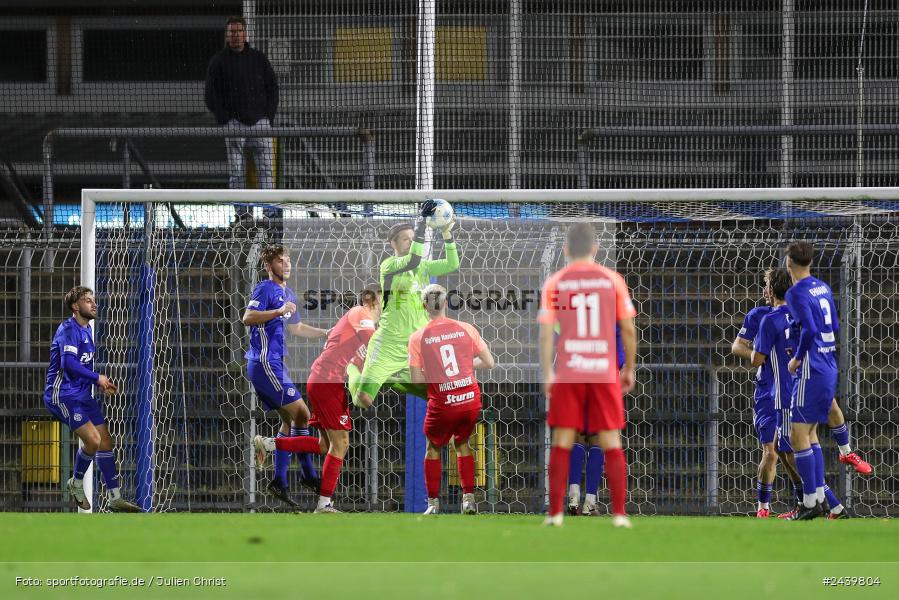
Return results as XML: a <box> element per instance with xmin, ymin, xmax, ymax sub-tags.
<box><xmin>423</xmin><ymin>498</ymin><xmax>439</xmax><ymax>515</ymax></box>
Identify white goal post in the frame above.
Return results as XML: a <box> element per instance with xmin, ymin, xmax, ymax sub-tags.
<box><xmin>79</xmin><ymin>187</ymin><xmax>899</xmax><ymax>516</ymax></box>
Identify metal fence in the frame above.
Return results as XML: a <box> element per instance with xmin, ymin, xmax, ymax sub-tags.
<box><xmin>3</xmin><ymin>197</ymin><xmax>897</xmax><ymax>515</ymax></box>
<box><xmin>2</xmin><ymin>1</ymin><xmax>899</xmax><ymax>211</ymax></box>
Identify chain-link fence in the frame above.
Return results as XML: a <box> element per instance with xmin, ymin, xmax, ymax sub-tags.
<box><xmin>4</xmin><ymin>196</ymin><xmax>896</xmax><ymax>515</ymax></box>
<box><xmin>2</xmin><ymin>1</ymin><xmax>898</xmax><ymax>220</ymax></box>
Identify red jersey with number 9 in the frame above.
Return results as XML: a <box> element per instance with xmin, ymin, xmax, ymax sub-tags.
<box><xmin>408</xmin><ymin>317</ymin><xmax>486</xmax><ymax>412</ymax></box>
<box><xmin>538</xmin><ymin>262</ymin><xmax>636</xmax><ymax>384</ymax></box>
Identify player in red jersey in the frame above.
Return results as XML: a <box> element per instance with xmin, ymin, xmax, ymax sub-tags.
<box><xmin>538</xmin><ymin>222</ymin><xmax>637</xmax><ymax>528</ymax></box>
<box><xmin>408</xmin><ymin>284</ymin><xmax>495</xmax><ymax>515</ymax></box>
<box><xmin>254</xmin><ymin>285</ymin><xmax>381</xmax><ymax>513</ymax></box>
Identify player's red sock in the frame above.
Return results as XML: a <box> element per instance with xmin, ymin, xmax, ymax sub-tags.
<box><xmin>274</xmin><ymin>435</ymin><xmax>322</xmax><ymax>454</ymax></box>
<box><xmin>320</xmin><ymin>453</ymin><xmax>343</xmax><ymax>498</ymax></box>
<box><xmin>549</xmin><ymin>446</ymin><xmax>571</xmax><ymax>517</ymax></box>
<box><xmin>604</xmin><ymin>447</ymin><xmax>628</xmax><ymax>516</ymax></box>
<box><xmin>457</xmin><ymin>454</ymin><xmax>475</xmax><ymax>494</ymax></box>
<box><xmin>424</xmin><ymin>457</ymin><xmax>442</xmax><ymax>499</ymax></box>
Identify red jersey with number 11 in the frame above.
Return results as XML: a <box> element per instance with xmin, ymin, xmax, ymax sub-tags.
<box><xmin>408</xmin><ymin>317</ymin><xmax>486</xmax><ymax>412</ymax></box>
<box><xmin>538</xmin><ymin>262</ymin><xmax>636</xmax><ymax>384</ymax></box>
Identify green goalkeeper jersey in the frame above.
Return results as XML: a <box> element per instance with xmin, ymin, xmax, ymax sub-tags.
<box><xmin>378</xmin><ymin>239</ymin><xmax>459</xmax><ymax>341</ymax></box>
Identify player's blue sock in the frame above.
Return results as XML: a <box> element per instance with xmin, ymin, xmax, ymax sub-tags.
<box><xmin>830</xmin><ymin>424</ymin><xmax>850</xmax><ymax>454</ymax></box>
<box><xmin>73</xmin><ymin>448</ymin><xmax>94</xmax><ymax>480</ymax></box>
<box><xmin>823</xmin><ymin>485</ymin><xmax>842</xmax><ymax>511</ymax></box>
<box><xmin>274</xmin><ymin>432</ymin><xmax>291</xmax><ymax>487</ymax></box>
<box><xmin>292</xmin><ymin>426</ymin><xmax>318</xmax><ymax>480</ymax></box>
<box><xmin>568</xmin><ymin>443</ymin><xmax>585</xmax><ymax>486</ymax></box>
<box><xmin>585</xmin><ymin>446</ymin><xmax>605</xmax><ymax>495</ymax></box>
<box><xmin>811</xmin><ymin>443</ymin><xmax>826</xmax><ymax>503</ymax></box>
<box><xmin>94</xmin><ymin>450</ymin><xmax>119</xmax><ymax>491</ymax></box>
<box><xmin>794</xmin><ymin>448</ymin><xmax>818</xmax><ymax>507</ymax></box>
<box><xmin>756</xmin><ymin>481</ymin><xmax>773</xmax><ymax>506</ymax></box>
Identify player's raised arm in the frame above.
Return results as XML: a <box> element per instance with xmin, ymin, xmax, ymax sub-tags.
<box><xmin>381</xmin><ymin>201</ymin><xmax>438</xmax><ymax>279</ymax></box>
<box><xmin>423</xmin><ymin>219</ymin><xmax>460</xmax><ymax>277</ymax></box>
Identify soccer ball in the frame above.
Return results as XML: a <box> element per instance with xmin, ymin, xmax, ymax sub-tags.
<box><xmin>426</xmin><ymin>199</ymin><xmax>454</xmax><ymax>229</ymax></box>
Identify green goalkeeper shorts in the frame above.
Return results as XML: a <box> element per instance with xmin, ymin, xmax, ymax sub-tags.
<box><xmin>357</xmin><ymin>331</ymin><xmax>416</xmax><ymax>400</ymax></box>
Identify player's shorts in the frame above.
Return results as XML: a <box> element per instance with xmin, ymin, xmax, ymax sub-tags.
<box><xmin>790</xmin><ymin>370</ymin><xmax>836</xmax><ymax>424</ymax></box>
<box><xmin>775</xmin><ymin>408</ymin><xmax>793</xmax><ymax>453</ymax></box>
<box><xmin>44</xmin><ymin>391</ymin><xmax>105</xmax><ymax>430</ymax></box>
<box><xmin>548</xmin><ymin>381</ymin><xmax>624</xmax><ymax>432</ymax></box>
<box><xmin>247</xmin><ymin>359</ymin><xmax>301</xmax><ymax>411</ymax></box>
<box><xmin>358</xmin><ymin>331</ymin><xmax>418</xmax><ymax>399</ymax></box>
<box><xmin>424</xmin><ymin>406</ymin><xmax>480</xmax><ymax>447</ymax></box>
<box><xmin>306</xmin><ymin>380</ymin><xmax>351</xmax><ymax>431</ymax></box>
<box><xmin>753</xmin><ymin>411</ymin><xmax>777</xmax><ymax>445</ymax></box>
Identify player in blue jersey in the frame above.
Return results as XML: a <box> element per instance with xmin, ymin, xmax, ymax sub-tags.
<box><xmin>43</xmin><ymin>286</ymin><xmax>140</xmax><ymax>512</ymax></box>
<box><xmin>732</xmin><ymin>268</ymin><xmax>869</xmax><ymax>517</ymax></box>
<box><xmin>568</xmin><ymin>324</ymin><xmax>626</xmax><ymax>516</ymax></box>
<box><xmin>732</xmin><ymin>273</ymin><xmax>789</xmax><ymax>515</ymax></box>
<box><xmin>743</xmin><ymin>270</ymin><xmax>783</xmax><ymax>518</ymax></box>
<box><xmin>242</xmin><ymin>245</ymin><xmax>330</xmax><ymax>507</ymax></box>
<box><xmin>753</xmin><ymin>268</ymin><xmax>847</xmax><ymax>520</ymax></box>
<box><xmin>783</xmin><ymin>241</ymin><xmax>842</xmax><ymax>520</ymax></box>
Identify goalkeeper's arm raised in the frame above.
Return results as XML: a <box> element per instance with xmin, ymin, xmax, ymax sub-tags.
<box><xmin>381</xmin><ymin>217</ymin><xmax>429</xmax><ymax>305</ymax></box>
<box><xmin>422</xmin><ymin>220</ymin><xmax>460</xmax><ymax>276</ymax></box>
<box><xmin>380</xmin><ymin>200</ymin><xmax>456</xmax><ymax>290</ymax></box>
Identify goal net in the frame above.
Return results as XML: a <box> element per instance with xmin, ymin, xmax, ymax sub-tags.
<box><xmin>82</xmin><ymin>188</ymin><xmax>899</xmax><ymax>516</ymax></box>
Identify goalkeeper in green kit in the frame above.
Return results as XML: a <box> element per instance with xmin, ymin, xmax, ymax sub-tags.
<box><xmin>351</xmin><ymin>200</ymin><xmax>459</xmax><ymax>408</ymax></box>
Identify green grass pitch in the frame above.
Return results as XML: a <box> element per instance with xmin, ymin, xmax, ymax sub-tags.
<box><xmin>3</xmin><ymin>513</ymin><xmax>896</xmax><ymax>600</ymax></box>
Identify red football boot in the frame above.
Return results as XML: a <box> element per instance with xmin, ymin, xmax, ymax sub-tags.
<box><xmin>777</xmin><ymin>505</ymin><xmax>799</xmax><ymax>519</ymax></box>
<box><xmin>756</xmin><ymin>508</ymin><xmax>771</xmax><ymax>518</ymax></box>
<box><xmin>839</xmin><ymin>452</ymin><xmax>873</xmax><ymax>475</ymax></box>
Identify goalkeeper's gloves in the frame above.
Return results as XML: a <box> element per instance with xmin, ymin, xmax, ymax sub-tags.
<box><xmin>419</xmin><ymin>199</ymin><xmax>438</xmax><ymax>218</ymax></box>
<box><xmin>413</xmin><ymin>200</ymin><xmax>437</xmax><ymax>242</ymax></box>
<box><xmin>440</xmin><ymin>218</ymin><xmax>456</xmax><ymax>241</ymax></box>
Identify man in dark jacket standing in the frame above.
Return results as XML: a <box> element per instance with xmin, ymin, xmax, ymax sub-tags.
<box><xmin>205</xmin><ymin>16</ymin><xmax>279</xmax><ymax>221</ymax></box>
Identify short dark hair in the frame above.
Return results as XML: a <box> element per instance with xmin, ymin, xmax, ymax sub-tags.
<box><xmin>387</xmin><ymin>222</ymin><xmax>413</xmax><ymax>243</ymax></box>
<box><xmin>261</xmin><ymin>245</ymin><xmax>286</xmax><ymax>265</ymax></box>
<box><xmin>566</xmin><ymin>222</ymin><xmax>597</xmax><ymax>258</ymax></box>
<box><xmin>768</xmin><ymin>268</ymin><xmax>792</xmax><ymax>301</ymax></box>
<box><xmin>785</xmin><ymin>241</ymin><xmax>814</xmax><ymax>267</ymax></box>
<box><xmin>361</xmin><ymin>282</ymin><xmax>382</xmax><ymax>305</ymax></box>
<box><xmin>64</xmin><ymin>286</ymin><xmax>93</xmax><ymax>312</ymax></box>
<box><xmin>225</xmin><ymin>16</ymin><xmax>246</xmax><ymax>31</ymax></box>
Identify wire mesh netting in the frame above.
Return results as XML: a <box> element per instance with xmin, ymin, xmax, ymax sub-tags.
<box><xmin>2</xmin><ymin>1</ymin><xmax>899</xmax><ymax>224</ymax></box>
<box><xmin>1</xmin><ymin>1</ymin><xmax>898</xmax><ymax>515</ymax></box>
<box><xmin>4</xmin><ymin>196</ymin><xmax>896</xmax><ymax>515</ymax></box>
